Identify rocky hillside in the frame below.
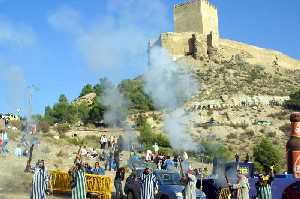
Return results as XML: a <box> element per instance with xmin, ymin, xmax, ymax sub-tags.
<box><xmin>178</xmin><ymin>55</ymin><xmax>300</xmax><ymax>101</ymax></box>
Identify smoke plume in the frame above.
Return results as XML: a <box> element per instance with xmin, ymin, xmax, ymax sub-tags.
<box><xmin>48</xmin><ymin>0</ymin><xmax>169</xmax><ymax>76</ymax></box>
<box><xmin>100</xmin><ymin>81</ymin><xmax>137</xmax><ymax>149</ymax></box>
<box><xmin>101</xmin><ymin>82</ymin><xmax>129</xmax><ymax>127</ymax></box>
<box><xmin>0</xmin><ymin>65</ymin><xmax>27</xmax><ymax>114</ymax></box>
<box><xmin>144</xmin><ymin>47</ymin><xmax>200</xmax><ymax>151</ymax></box>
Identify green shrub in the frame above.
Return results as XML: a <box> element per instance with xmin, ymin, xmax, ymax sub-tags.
<box><xmin>38</xmin><ymin>120</ymin><xmax>50</xmax><ymax>133</ymax></box>
<box><xmin>245</xmin><ymin>129</ymin><xmax>255</xmax><ymax>137</ymax></box>
<box><xmin>227</xmin><ymin>133</ymin><xmax>237</xmax><ymax>139</ymax></box>
<box><xmin>279</xmin><ymin>123</ymin><xmax>290</xmax><ymax>134</ymax></box>
<box><xmin>55</xmin><ymin>123</ymin><xmax>70</xmax><ymax>136</ymax></box>
<box><xmin>267</xmin><ymin>131</ymin><xmax>276</xmax><ymax>138</ymax></box>
<box><xmin>201</xmin><ymin>140</ymin><xmax>233</xmax><ymax>163</ymax></box>
<box><xmin>253</xmin><ymin>138</ymin><xmax>284</xmax><ymax>173</ymax></box>
<box><xmin>158</xmin><ymin>147</ymin><xmax>173</xmax><ymax>156</ymax></box>
<box><xmin>228</xmin><ymin>122</ymin><xmax>249</xmax><ymax>129</ymax></box>
<box><xmin>138</xmin><ymin>123</ymin><xmax>171</xmax><ymax>148</ymax></box>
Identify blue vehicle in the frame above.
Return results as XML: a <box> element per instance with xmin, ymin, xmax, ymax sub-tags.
<box><xmin>124</xmin><ymin>169</ymin><xmax>206</xmax><ymax>199</ymax></box>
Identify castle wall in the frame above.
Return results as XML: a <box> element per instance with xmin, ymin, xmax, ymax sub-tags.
<box><xmin>160</xmin><ymin>32</ymin><xmax>207</xmax><ymax>59</ymax></box>
<box><xmin>219</xmin><ymin>39</ymin><xmax>300</xmax><ymax>70</ymax></box>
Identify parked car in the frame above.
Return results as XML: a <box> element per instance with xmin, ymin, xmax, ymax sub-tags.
<box><xmin>124</xmin><ymin>169</ymin><xmax>206</xmax><ymax>199</ymax></box>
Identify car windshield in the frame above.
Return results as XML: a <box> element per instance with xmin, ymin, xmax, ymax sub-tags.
<box><xmin>157</xmin><ymin>172</ymin><xmax>182</xmax><ymax>185</ymax></box>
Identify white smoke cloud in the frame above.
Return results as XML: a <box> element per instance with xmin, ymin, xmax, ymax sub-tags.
<box><xmin>0</xmin><ymin>65</ymin><xmax>27</xmax><ymax>113</ymax></box>
<box><xmin>144</xmin><ymin>47</ymin><xmax>200</xmax><ymax>151</ymax></box>
<box><xmin>0</xmin><ymin>17</ymin><xmax>37</xmax><ymax>48</ymax></box>
<box><xmin>48</xmin><ymin>0</ymin><xmax>170</xmax><ymax>71</ymax></box>
<box><xmin>101</xmin><ymin>83</ymin><xmax>129</xmax><ymax>127</ymax></box>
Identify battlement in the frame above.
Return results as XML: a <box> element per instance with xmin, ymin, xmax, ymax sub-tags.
<box><xmin>174</xmin><ymin>0</ymin><xmax>217</xmax><ymax>11</ymax></box>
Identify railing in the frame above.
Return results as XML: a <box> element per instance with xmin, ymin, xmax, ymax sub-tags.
<box><xmin>50</xmin><ymin>170</ymin><xmax>112</xmax><ymax>199</ymax></box>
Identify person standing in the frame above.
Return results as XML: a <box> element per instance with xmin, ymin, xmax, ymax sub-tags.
<box><xmin>114</xmin><ymin>148</ymin><xmax>120</xmax><ymax>170</ymax></box>
<box><xmin>152</xmin><ymin>143</ymin><xmax>159</xmax><ymax>154</ymax></box>
<box><xmin>163</xmin><ymin>156</ymin><xmax>175</xmax><ymax>170</ymax></box>
<box><xmin>256</xmin><ymin>166</ymin><xmax>274</xmax><ymax>199</ymax></box>
<box><xmin>114</xmin><ymin>167</ymin><xmax>125</xmax><ymax>199</ymax></box>
<box><xmin>30</xmin><ymin>160</ymin><xmax>49</xmax><ymax>199</ymax></box>
<box><xmin>1</xmin><ymin>129</ymin><xmax>9</xmax><ymax>156</ymax></box>
<box><xmin>92</xmin><ymin>162</ymin><xmax>105</xmax><ymax>175</ymax></box>
<box><xmin>71</xmin><ymin>163</ymin><xmax>87</xmax><ymax>199</ymax></box>
<box><xmin>230</xmin><ymin>170</ymin><xmax>250</xmax><ymax>199</ymax></box>
<box><xmin>139</xmin><ymin>168</ymin><xmax>158</xmax><ymax>199</ymax></box>
<box><xmin>181</xmin><ymin>169</ymin><xmax>197</xmax><ymax>199</ymax></box>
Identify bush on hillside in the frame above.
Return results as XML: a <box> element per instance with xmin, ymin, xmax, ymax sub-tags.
<box><xmin>138</xmin><ymin>123</ymin><xmax>171</xmax><ymax>148</ymax></box>
<box><xmin>79</xmin><ymin>84</ymin><xmax>95</xmax><ymax>97</ymax></box>
<box><xmin>201</xmin><ymin>140</ymin><xmax>233</xmax><ymax>163</ymax></box>
<box><xmin>253</xmin><ymin>138</ymin><xmax>284</xmax><ymax>173</ymax></box>
<box><xmin>38</xmin><ymin>120</ymin><xmax>50</xmax><ymax>133</ymax></box>
<box><xmin>55</xmin><ymin>123</ymin><xmax>70</xmax><ymax>136</ymax></box>
<box><xmin>285</xmin><ymin>90</ymin><xmax>300</xmax><ymax>110</ymax></box>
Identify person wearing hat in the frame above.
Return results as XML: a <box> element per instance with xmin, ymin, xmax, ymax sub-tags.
<box><xmin>229</xmin><ymin>169</ymin><xmax>250</xmax><ymax>199</ymax></box>
<box><xmin>182</xmin><ymin>168</ymin><xmax>197</xmax><ymax>199</ymax></box>
<box><xmin>139</xmin><ymin>167</ymin><xmax>158</xmax><ymax>199</ymax></box>
<box><xmin>70</xmin><ymin>162</ymin><xmax>87</xmax><ymax>199</ymax></box>
<box><xmin>92</xmin><ymin>162</ymin><xmax>105</xmax><ymax>175</ymax></box>
<box><xmin>30</xmin><ymin>160</ymin><xmax>50</xmax><ymax>199</ymax></box>
<box><xmin>255</xmin><ymin>166</ymin><xmax>274</xmax><ymax>199</ymax></box>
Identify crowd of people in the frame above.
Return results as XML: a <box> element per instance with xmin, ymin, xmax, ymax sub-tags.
<box><xmin>0</xmin><ymin>120</ymin><xmax>275</xmax><ymax>199</ymax></box>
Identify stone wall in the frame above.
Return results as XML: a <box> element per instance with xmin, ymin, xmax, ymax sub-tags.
<box><xmin>159</xmin><ymin>32</ymin><xmax>207</xmax><ymax>59</ymax></box>
<box><xmin>151</xmin><ymin>33</ymin><xmax>300</xmax><ymax>70</ymax></box>
<box><xmin>219</xmin><ymin>39</ymin><xmax>300</xmax><ymax>70</ymax></box>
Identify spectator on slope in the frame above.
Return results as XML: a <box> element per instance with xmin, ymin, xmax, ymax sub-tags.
<box><xmin>83</xmin><ymin>162</ymin><xmax>93</xmax><ymax>174</ymax></box>
<box><xmin>152</xmin><ymin>142</ymin><xmax>159</xmax><ymax>154</ymax></box>
<box><xmin>114</xmin><ymin>167</ymin><xmax>126</xmax><ymax>199</ymax></box>
<box><xmin>92</xmin><ymin>162</ymin><xmax>105</xmax><ymax>175</ymax></box>
<box><xmin>15</xmin><ymin>144</ymin><xmax>22</xmax><ymax>157</ymax></box>
<box><xmin>103</xmin><ymin>135</ymin><xmax>108</xmax><ymax>149</ymax></box>
<box><xmin>80</xmin><ymin>146</ymin><xmax>87</xmax><ymax>157</ymax></box>
<box><xmin>1</xmin><ymin>129</ymin><xmax>9</xmax><ymax>156</ymax></box>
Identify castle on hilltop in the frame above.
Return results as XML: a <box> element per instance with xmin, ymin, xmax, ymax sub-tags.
<box><xmin>150</xmin><ymin>0</ymin><xmax>220</xmax><ymax>61</ymax></box>
<box><xmin>149</xmin><ymin>0</ymin><xmax>300</xmax><ymax>70</ymax></box>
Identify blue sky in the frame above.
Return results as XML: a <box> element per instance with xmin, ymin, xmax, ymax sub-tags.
<box><xmin>0</xmin><ymin>0</ymin><xmax>299</xmax><ymax>115</ymax></box>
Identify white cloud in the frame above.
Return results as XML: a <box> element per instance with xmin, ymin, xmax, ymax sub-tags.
<box><xmin>0</xmin><ymin>18</ymin><xmax>37</xmax><ymax>48</ymax></box>
<box><xmin>48</xmin><ymin>5</ymin><xmax>83</xmax><ymax>35</ymax></box>
<box><xmin>48</xmin><ymin>0</ymin><xmax>170</xmax><ymax>71</ymax></box>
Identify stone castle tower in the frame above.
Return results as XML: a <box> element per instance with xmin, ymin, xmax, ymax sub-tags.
<box><xmin>149</xmin><ymin>0</ymin><xmax>300</xmax><ymax>69</ymax></box>
<box><xmin>174</xmin><ymin>0</ymin><xmax>219</xmax><ymax>43</ymax></box>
